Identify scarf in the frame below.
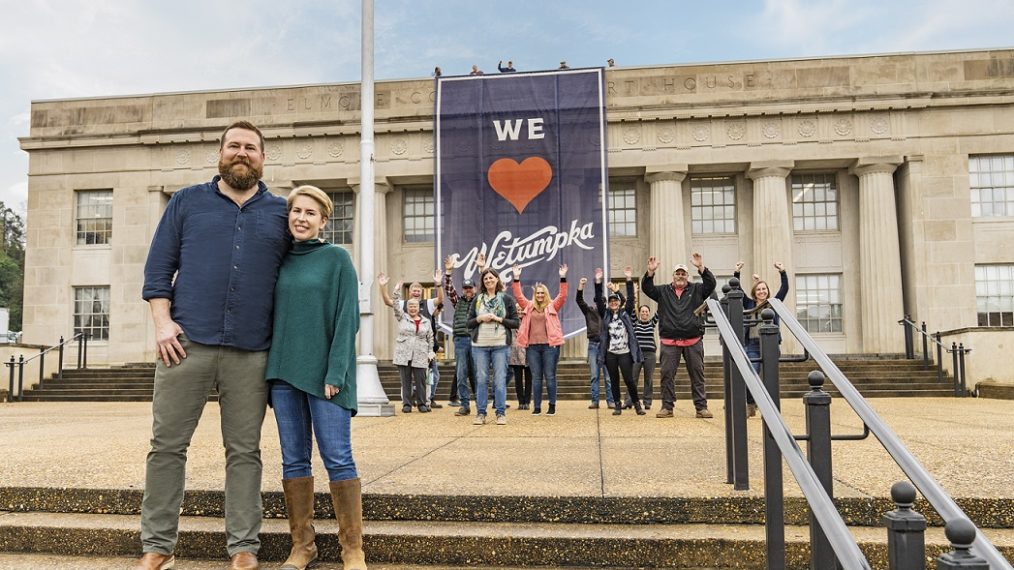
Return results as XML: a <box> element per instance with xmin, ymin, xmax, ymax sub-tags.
<box><xmin>477</xmin><ymin>291</ymin><xmax>506</xmax><ymax>319</ymax></box>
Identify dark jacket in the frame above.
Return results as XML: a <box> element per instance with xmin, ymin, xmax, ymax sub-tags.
<box><xmin>595</xmin><ymin>280</ymin><xmax>643</xmax><ymax>364</ymax></box>
<box><xmin>640</xmin><ymin>268</ymin><xmax>717</xmax><ymax>340</ymax></box>
<box><xmin>465</xmin><ymin>293</ymin><xmax>520</xmax><ymax>345</ymax></box>
<box><xmin>575</xmin><ymin>281</ymin><xmax>605</xmax><ymax>340</ymax></box>
<box><xmin>444</xmin><ymin>273</ymin><xmax>475</xmax><ymax>338</ymax></box>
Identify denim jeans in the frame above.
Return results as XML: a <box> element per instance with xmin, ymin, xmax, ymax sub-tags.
<box><xmin>270</xmin><ymin>380</ymin><xmax>358</xmax><ymax>482</ymax></box>
<box><xmin>627</xmin><ymin>350</ymin><xmax>657</xmax><ymax>407</ymax></box>
<box><xmin>587</xmin><ymin>339</ymin><xmax>613</xmax><ymax>405</ymax></box>
<box><xmin>428</xmin><ymin>358</ymin><xmax>440</xmax><ymax>402</ymax></box>
<box><xmin>472</xmin><ymin>344</ymin><xmax>509</xmax><ymax>416</ymax></box>
<box><xmin>527</xmin><ymin>344</ymin><xmax>560</xmax><ymax>410</ymax></box>
<box><xmin>453</xmin><ymin>335</ymin><xmax>475</xmax><ymax>409</ymax></box>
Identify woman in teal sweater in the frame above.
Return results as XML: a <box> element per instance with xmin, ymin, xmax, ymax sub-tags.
<box><xmin>265</xmin><ymin>185</ymin><xmax>366</xmax><ymax>570</ymax></box>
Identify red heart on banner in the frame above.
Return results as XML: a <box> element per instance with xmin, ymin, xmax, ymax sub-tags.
<box><xmin>487</xmin><ymin>157</ymin><xmax>553</xmax><ymax>214</ymax></box>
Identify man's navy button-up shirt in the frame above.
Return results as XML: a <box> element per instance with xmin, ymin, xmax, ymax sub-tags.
<box><xmin>142</xmin><ymin>177</ymin><xmax>291</xmax><ymax>352</ymax></box>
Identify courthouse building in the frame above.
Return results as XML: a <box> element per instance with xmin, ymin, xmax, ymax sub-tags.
<box><xmin>17</xmin><ymin>48</ymin><xmax>1014</xmax><ymax>377</ymax></box>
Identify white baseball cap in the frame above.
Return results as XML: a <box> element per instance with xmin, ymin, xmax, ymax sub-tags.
<box><xmin>673</xmin><ymin>264</ymin><xmax>689</xmax><ymax>273</ymax></box>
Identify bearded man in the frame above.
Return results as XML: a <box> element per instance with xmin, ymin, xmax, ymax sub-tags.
<box><xmin>640</xmin><ymin>253</ymin><xmax>716</xmax><ymax>419</ymax></box>
<box><xmin>136</xmin><ymin>121</ymin><xmax>290</xmax><ymax>570</ymax></box>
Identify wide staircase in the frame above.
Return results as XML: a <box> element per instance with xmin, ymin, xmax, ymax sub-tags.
<box><xmin>17</xmin><ymin>356</ymin><xmax>955</xmax><ymax>402</ymax></box>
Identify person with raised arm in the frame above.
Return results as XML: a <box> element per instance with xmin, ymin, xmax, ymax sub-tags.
<box><xmin>442</xmin><ymin>253</ymin><xmax>486</xmax><ymax>415</ymax></box>
<box><xmin>596</xmin><ymin>266</ymin><xmax>645</xmax><ymax>416</ymax></box>
<box><xmin>511</xmin><ymin>263</ymin><xmax>569</xmax><ymax>416</ymax></box>
<box><xmin>640</xmin><ymin>253</ymin><xmax>716</xmax><ymax>419</ymax></box>
<box><xmin>576</xmin><ymin>269</ymin><xmax>613</xmax><ymax>409</ymax></box>
<box><xmin>379</xmin><ymin>274</ymin><xmax>435</xmax><ymax>414</ymax></box>
<box><xmin>733</xmin><ymin>260</ymin><xmax>790</xmax><ymax>417</ymax></box>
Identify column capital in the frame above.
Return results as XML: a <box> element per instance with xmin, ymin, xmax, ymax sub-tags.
<box><xmin>849</xmin><ymin>156</ymin><xmax>903</xmax><ymax>177</ymax></box>
<box><xmin>747</xmin><ymin>160</ymin><xmax>795</xmax><ymax>180</ymax></box>
<box><xmin>348</xmin><ymin>179</ymin><xmax>392</xmax><ymax>194</ymax></box>
<box><xmin>645</xmin><ymin>164</ymin><xmax>689</xmax><ymax>184</ymax></box>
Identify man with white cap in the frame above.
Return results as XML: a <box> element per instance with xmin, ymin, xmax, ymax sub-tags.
<box><xmin>640</xmin><ymin>252</ymin><xmax>716</xmax><ymax>418</ymax></box>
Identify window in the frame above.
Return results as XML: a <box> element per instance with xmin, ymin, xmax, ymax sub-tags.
<box><xmin>791</xmin><ymin>174</ymin><xmax>838</xmax><ymax>231</ymax></box>
<box><xmin>321</xmin><ymin>190</ymin><xmax>354</xmax><ymax>245</ymax></box>
<box><xmin>74</xmin><ymin>286</ymin><xmax>110</xmax><ymax>341</ymax></box>
<box><xmin>795</xmin><ymin>274</ymin><xmax>843</xmax><ymax>333</ymax></box>
<box><xmin>608</xmin><ymin>185</ymin><xmax>637</xmax><ymax>236</ymax></box>
<box><xmin>969</xmin><ymin>154</ymin><xmax>1014</xmax><ymax>218</ymax></box>
<box><xmin>975</xmin><ymin>264</ymin><xmax>1014</xmax><ymax>326</ymax></box>
<box><xmin>691</xmin><ymin>177</ymin><xmax>736</xmax><ymax>234</ymax></box>
<box><xmin>403</xmin><ymin>188</ymin><xmax>435</xmax><ymax>242</ymax></box>
<box><xmin>76</xmin><ymin>190</ymin><xmax>113</xmax><ymax>245</ymax></box>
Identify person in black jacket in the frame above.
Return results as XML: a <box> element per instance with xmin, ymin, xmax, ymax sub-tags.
<box><xmin>640</xmin><ymin>253</ymin><xmax>716</xmax><ymax>419</ymax></box>
<box><xmin>575</xmin><ymin>270</ymin><xmax>614</xmax><ymax>409</ymax></box>
<box><xmin>596</xmin><ymin>269</ymin><xmax>645</xmax><ymax>416</ymax></box>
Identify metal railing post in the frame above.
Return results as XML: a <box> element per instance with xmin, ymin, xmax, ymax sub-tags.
<box><xmin>951</xmin><ymin>342</ymin><xmax>960</xmax><ymax>396</ymax></box>
<box><xmin>726</xmin><ymin>277</ymin><xmax>749</xmax><ymax>491</ymax></box>
<box><xmin>720</xmin><ymin>284</ymin><xmax>734</xmax><ymax>485</ymax></box>
<box><xmin>884</xmin><ymin>481</ymin><xmax>927</xmax><ymax>570</ymax></box>
<box><xmin>958</xmin><ymin>344</ymin><xmax>967</xmax><ymax>396</ymax></box>
<box><xmin>77</xmin><ymin>334</ymin><xmax>83</xmax><ymax>369</ymax></box>
<box><xmin>58</xmin><ymin>336</ymin><xmax>65</xmax><ymax>381</ymax></box>
<box><xmin>16</xmin><ymin>355</ymin><xmax>24</xmax><ymax>402</ymax></box>
<box><xmin>936</xmin><ymin>333</ymin><xmax>943</xmax><ymax>383</ymax></box>
<box><xmin>38</xmin><ymin>348</ymin><xmax>45</xmax><ymax>388</ymax></box>
<box><xmin>902</xmin><ymin>315</ymin><xmax>913</xmax><ymax>359</ymax></box>
<box><xmin>804</xmin><ymin>370</ymin><xmax>835</xmax><ymax>569</ymax></box>
<box><xmin>921</xmin><ymin>322</ymin><xmax>929</xmax><ymax>365</ymax></box>
<box><xmin>82</xmin><ymin>333</ymin><xmax>89</xmax><ymax>369</ymax></box>
<box><xmin>936</xmin><ymin>519</ymin><xmax>989</xmax><ymax>569</ymax></box>
<box><xmin>6</xmin><ymin>356</ymin><xmax>13</xmax><ymax>403</ymax></box>
<box><xmin>759</xmin><ymin>308</ymin><xmax>785</xmax><ymax>570</ymax></box>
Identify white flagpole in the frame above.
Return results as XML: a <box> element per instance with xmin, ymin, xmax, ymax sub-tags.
<box><xmin>355</xmin><ymin>0</ymin><xmax>393</xmax><ymax>416</ymax></box>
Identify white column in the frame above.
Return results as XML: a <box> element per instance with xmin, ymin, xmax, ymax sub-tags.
<box><xmin>646</xmin><ymin>166</ymin><xmax>688</xmax><ymax>269</ymax></box>
<box><xmin>350</xmin><ymin>178</ymin><xmax>394</xmax><ymax>416</ymax></box>
<box><xmin>850</xmin><ymin>157</ymin><xmax>905</xmax><ymax>353</ymax></box>
<box><xmin>748</xmin><ymin>161</ymin><xmax>797</xmax><ymax>353</ymax></box>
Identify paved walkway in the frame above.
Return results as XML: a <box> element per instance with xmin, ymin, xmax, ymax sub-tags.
<box><xmin>2</xmin><ymin>397</ymin><xmax>1011</xmax><ymax>501</ymax></box>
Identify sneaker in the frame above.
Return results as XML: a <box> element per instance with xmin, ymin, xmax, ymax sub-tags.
<box><xmin>402</xmin><ymin>404</ymin><xmax>412</xmax><ymax>414</ymax></box>
<box><xmin>612</xmin><ymin>407</ymin><xmax>622</xmax><ymax>416</ymax></box>
<box><xmin>747</xmin><ymin>404</ymin><xmax>757</xmax><ymax>418</ymax></box>
<box><xmin>656</xmin><ymin>408</ymin><xmax>674</xmax><ymax>418</ymax></box>
<box><xmin>495</xmin><ymin>414</ymin><xmax>507</xmax><ymax>425</ymax></box>
<box><xmin>634</xmin><ymin>402</ymin><xmax>646</xmax><ymax>416</ymax></box>
<box><xmin>546</xmin><ymin>404</ymin><xmax>556</xmax><ymax>416</ymax></box>
<box><xmin>588</xmin><ymin>403</ymin><xmax>600</xmax><ymax>409</ymax></box>
<box><xmin>532</xmin><ymin>408</ymin><xmax>542</xmax><ymax>416</ymax></box>
<box><xmin>696</xmin><ymin>408</ymin><xmax>714</xmax><ymax>419</ymax></box>
<box><xmin>418</xmin><ymin>405</ymin><xmax>430</xmax><ymax>413</ymax></box>
<box><xmin>473</xmin><ymin>414</ymin><xmax>486</xmax><ymax>425</ymax></box>
<box><xmin>454</xmin><ymin>407</ymin><xmax>471</xmax><ymax>416</ymax></box>
<box><xmin>429</xmin><ymin>400</ymin><xmax>444</xmax><ymax>409</ymax></box>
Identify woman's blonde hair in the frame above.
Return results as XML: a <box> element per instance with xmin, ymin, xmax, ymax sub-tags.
<box><xmin>286</xmin><ymin>185</ymin><xmax>333</xmax><ymax>219</ymax></box>
<box><xmin>531</xmin><ymin>283</ymin><xmax>551</xmax><ymax>312</ymax></box>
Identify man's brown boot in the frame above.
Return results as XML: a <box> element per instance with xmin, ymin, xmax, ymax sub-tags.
<box><xmin>330</xmin><ymin>478</ymin><xmax>368</xmax><ymax>570</ymax></box>
<box><xmin>229</xmin><ymin>551</ymin><xmax>259</xmax><ymax>569</ymax></box>
<box><xmin>280</xmin><ymin>476</ymin><xmax>318</xmax><ymax>570</ymax></box>
<box><xmin>655</xmin><ymin>408</ymin><xmax>674</xmax><ymax>418</ymax></box>
<box><xmin>132</xmin><ymin>552</ymin><xmax>175</xmax><ymax>570</ymax></box>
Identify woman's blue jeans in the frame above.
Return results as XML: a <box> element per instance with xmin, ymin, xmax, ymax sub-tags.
<box><xmin>472</xmin><ymin>344</ymin><xmax>509</xmax><ymax>416</ymax></box>
<box><xmin>270</xmin><ymin>380</ymin><xmax>358</xmax><ymax>482</ymax></box>
<box><xmin>528</xmin><ymin>344</ymin><xmax>560</xmax><ymax>410</ymax></box>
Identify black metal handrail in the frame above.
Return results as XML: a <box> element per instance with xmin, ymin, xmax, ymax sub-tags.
<box><xmin>707</xmin><ymin>298</ymin><xmax>873</xmax><ymax>570</ymax></box>
<box><xmin>899</xmin><ymin>315</ymin><xmax>973</xmax><ymax>395</ymax></box>
<box><xmin>776</xmin><ymin>299</ymin><xmax>1010</xmax><ymax>569</ymax></box>
<box><xmin>5</xmin><ymin>333</ymin><xmax>88</xmax><ymax>402</ymax></box>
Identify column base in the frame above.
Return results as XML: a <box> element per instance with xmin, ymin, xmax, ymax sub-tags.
<box><xmin>356</xmin><ymin>355</ymin><xmax>395</xmax><ymax>417</ymax></box>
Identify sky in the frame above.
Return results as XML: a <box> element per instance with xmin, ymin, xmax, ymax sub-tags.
<box><xmin>2</xmin><ymin>0</ymin><xmax>1013</xmax><ymax>218</ymax></box>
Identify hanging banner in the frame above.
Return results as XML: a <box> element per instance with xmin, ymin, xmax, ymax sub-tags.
<box><xmin>435</xmin><ymin>68</ymin><xmax>608</xmax><ymax>337</ymax></box>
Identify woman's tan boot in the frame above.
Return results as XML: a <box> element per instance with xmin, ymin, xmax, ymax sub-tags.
<box><xmin>329</xmin><ymin>478</ymin><xmax>368</xmax><ymax>570</ymax></box>
<box><xmin>280</xmin><ymin>477</ymin><xmax>318</xmax><ymax>570</ymax></box>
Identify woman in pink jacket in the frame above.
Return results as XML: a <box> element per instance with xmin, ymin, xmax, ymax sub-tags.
<box><xmin>512</xmin><ymin>263</ymin><xmax>568</xmax><ymax>416</ymax></box>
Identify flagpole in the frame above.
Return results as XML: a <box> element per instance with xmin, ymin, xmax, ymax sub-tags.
<box><xmin>355</xmin><ymin>0</ymin><xmax>393</xmax><ymax>416</ymax></box>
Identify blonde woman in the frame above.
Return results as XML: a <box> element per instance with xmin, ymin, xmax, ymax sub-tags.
<box><xmin>511</xmin><ymin>264</ymin><xmax>569</xmax><ymax>416</ymax></box>
<box><xmin>264</xmin><ymin>185</ymin><xmax>366</xmax><ymax>570</ymax></box>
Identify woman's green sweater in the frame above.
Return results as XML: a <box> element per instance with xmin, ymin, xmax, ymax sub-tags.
<box><xmin>265</xmin><ymin>239</ymin><xmax>360</xmax><ymax>414</ymax></box>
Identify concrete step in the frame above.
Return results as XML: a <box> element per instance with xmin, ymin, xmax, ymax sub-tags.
<box><xmin>3</xmin><ymin>511</ymin><xmax>1011</xmax><ymax>569</ymax></box>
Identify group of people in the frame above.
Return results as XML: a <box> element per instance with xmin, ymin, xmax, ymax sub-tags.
<box><xmin>136</xmin><ymin>121</ymin><xmax>365</xmax><ymax>570</ymax></box>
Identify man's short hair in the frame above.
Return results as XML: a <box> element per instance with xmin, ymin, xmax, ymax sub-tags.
<box><xmin>219</xmin><ymin>120</ymin><xmax>266</xmax><ymax>153</ymax></box>
<box><xmin>287</xmin><ymin>185</ymin><xmax>333</xmax><ymax>219</ymax></box>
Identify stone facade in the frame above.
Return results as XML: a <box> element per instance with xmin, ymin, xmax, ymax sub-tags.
<box><xmin>18</xmin><ymin>49</ymin><xmax>1014</xmax><ymax>367</ymax></box>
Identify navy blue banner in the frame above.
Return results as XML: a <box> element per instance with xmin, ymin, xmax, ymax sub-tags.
<box><xmin>435</xmin><ymin>69</ymin><xmax>608</xmax><ymax>337</ymax></box>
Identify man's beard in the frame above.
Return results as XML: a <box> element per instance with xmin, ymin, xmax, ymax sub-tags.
<box><xmin>218</xmin><ymin>157</ymin><xmax>262</xmax><ymax>190</ymax></box>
